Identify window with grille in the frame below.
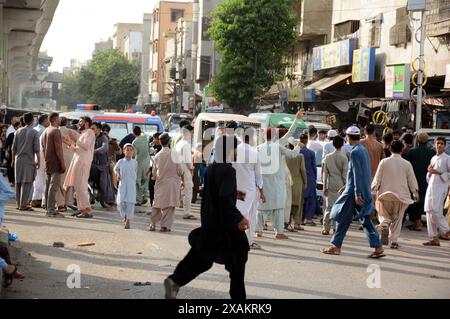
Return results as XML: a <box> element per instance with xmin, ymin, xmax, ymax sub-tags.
<box><xmin>171</xmin><ymin>9</ymin><xmax>184</xmax><ymax>22</ymax></box>
<box><xmin>334</xmin><ymin>20</ymin><xmax>360</xmax><ymax>40</ymax></box>
<box><xmin>202</xmin><ymin>17</ymin><xmax>212</xmax><ymax>41</ymax></box>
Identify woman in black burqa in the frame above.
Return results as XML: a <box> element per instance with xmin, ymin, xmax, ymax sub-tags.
<box><xmin>164</xmin><ymin>135</ymin><xmax>250</xmax><ymax>300</ymax></box>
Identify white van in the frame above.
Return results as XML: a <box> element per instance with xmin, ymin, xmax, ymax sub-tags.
<box><xmin>193</xmin><ymin>113</ymin><xmax>261</xmax><ymax>163</ymax></box>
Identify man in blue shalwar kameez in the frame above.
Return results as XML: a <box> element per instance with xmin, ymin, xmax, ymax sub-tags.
<box><xmin>321</xmin><ymin>126</ymin><xmax>385</xmax><ymax>258</ymax></box>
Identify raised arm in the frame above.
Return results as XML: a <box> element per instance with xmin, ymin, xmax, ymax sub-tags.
<box><xmin>277</xmin><ymin>111</ymin><xmax>304</xmax><ymax>145</ymax></box>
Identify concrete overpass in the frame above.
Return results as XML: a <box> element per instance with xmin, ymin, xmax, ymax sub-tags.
<box><xmin>0</xmin><ymin>0</ymin><xmax>59</xmax><ymax>107</ymax></box>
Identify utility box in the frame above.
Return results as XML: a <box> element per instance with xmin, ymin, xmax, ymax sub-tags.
<box><xmin>407</xmin><ymin>0</ymin><xmax>428</xmax><ymax>11</ymax></box>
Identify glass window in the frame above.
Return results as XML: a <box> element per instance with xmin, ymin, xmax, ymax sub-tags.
<box><xmin>171</xmin><ymin>9</ymin><xmax>184</xmax><ymax>22</ymax></box>
<box><xmin>107</xmin><ymin>123</ymin><xmax>128</xmax><ymax>141</ymax></box>
<box><xmin>135</xmin><ymin>124</ymin><xmax>159</xmax><ymax>138</ymax></box>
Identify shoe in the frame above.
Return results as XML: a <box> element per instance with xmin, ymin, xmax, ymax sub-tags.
<box><xmin>321</xmin><ymin>230</ymin><xmax>330</xmax><ymax>235</ymax></box>
<box><xmin>380</xmin><ymin>226</ymin><xmax>389</xmax><ymax>246</ymax></box>
<box><xmin>164</xmin><ymin>277</ymin><xmax>179</xmax><ymax>299</ymax></box>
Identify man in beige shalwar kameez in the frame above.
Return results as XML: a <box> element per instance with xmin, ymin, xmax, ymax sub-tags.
<box><xmin>56</xmin><ymin>117</ymin><xmax>79</xmax><ymax>211</ymax></box>
<box><xmin>149</xmin><ymin>133</ymin><xmax>184</xmax><ymax>232</ymax></box>
<box><xmin>372</xmin><ymin>141</ymin><xmax>419</xmax><ymax>249</ymax></box>
<box><xmin>63</xmin><ymin>117</ymin><xmax>95</xmax><ymax>218</ymax></box>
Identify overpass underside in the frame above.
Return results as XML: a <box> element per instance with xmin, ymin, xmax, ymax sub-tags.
<box><xmin>0</xmin><ymin>0</ymin><xmax>59</xmax><ymax>107</ymax></box>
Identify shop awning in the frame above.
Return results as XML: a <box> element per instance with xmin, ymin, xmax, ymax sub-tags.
<box><xmin>306</xmin><ymin>73</ymin><xmax>352</xmax><ymax>92</ymax></box>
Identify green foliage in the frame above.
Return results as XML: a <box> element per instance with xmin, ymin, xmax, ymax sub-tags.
<box><xmin>61</xmin><ymin>49</ymin><xmax>140</xmax><ymax>110</ymax></box>
<box><xmin>209</xmin><ymin>0</ymin><xmax>297</xmax><ymax>113</ymax></box>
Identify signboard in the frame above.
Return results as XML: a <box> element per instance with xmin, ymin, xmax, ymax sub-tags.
<box><xmin>352</xmin><ymin>48</ymin><xmax>376</xmax><ymax>82</ymax></box>
<box><xmin>313</xmin><ymin>38</ymin><xmax>356</xmax><ymax>71</ymax></box>
<box><xmin>445</xmin><ymin>64</ymin><xmax>450</xmax><ymax>89</ymax></box>
<box><xmin>385</xmin><ymin>64</ymin><xmax>411</xmax><ymax>99</ymax></box>
<box><xmin>287</xmin><ymin>88</ymin><xmax>316</xmax><ymax>102</ymax></box>
<box><xmin>203</xmin><ymin>85</ymin><xmax>224</xmax><ymax>113</ymax></box>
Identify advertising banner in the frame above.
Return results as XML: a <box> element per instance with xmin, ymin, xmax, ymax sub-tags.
<box><xmin>313</xmin><ymin>38</ymin><xmax>356</xmax><ymax>71</ymax></box>
<box><xmin>385</xmin><ymin>64</ymin><xmax>411</xmax><ymax>99</ymax></box>
<box><xmin>352</xmin><ymin>48</ymin><xmax>376</xmax><ymax>82</ymax></box>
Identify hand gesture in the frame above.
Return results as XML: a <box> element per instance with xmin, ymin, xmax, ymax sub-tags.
<box><xmin>238</xmin><ymin>218</ymin><xmax>250</xmax><ymax>232</ymax></box>
<box><xmin>295</xmin><ymin>111</ymin><xmax>305</xmax><ymax>120</ymax></box>
<box><xmin>259</xmin><ymin>190</ymin><xmax>266</xmax><ymax>204</ymax></box>
<box><xmin>355</xmin><ymin>196</ymin><xmax>363</xmax><ymax>206</ymax></box>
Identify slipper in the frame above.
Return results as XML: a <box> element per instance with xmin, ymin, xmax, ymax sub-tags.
<box><xmin>183</xmin><ymin>215</ymin><xmax>197</xmax><ymax>220</ymax></box>
<box><xmin>321</xmin><ymin>247</ymin><xmax>341</xmax><ymax>255</ymax></box>
<box><xmin>368</xmin><ymin>252</ymin><xmax>386</xmax><ymax>259</ymax></box>
<box><xmin>76</xmin><ymin>213</ymin><xmax>93</xmax><ymax>219</ymax></box>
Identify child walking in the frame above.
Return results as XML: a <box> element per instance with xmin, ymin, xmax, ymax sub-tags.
<box><xmin>114</xmin><ymin>144</ymin><xmax>138</xmax><ymax>229</ymax></box>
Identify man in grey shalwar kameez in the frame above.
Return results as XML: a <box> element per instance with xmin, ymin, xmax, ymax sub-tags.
<box><xmin>12</xmin><ymin>113</ymin><xmax>40</xmax><ymax>211</ymax></box>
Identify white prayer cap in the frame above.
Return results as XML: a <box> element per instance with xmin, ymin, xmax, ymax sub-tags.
<box><xmin>345</xmin><ymin>126</ymin><xmax>361</xmax><ymax>136</ymax></box>
<box><xmin>327</xmin><ymin>130</ymin><xmax>338</xmax><ymax>138</ymax></box>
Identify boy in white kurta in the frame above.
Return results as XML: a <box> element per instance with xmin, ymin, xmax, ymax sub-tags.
<box><xmin>423</xmin><ymin>137</ymin><xmax>450</xmax><ymax>246</ymax></box>
<box><xmin>114</xmin><ymin>144</ymin><xmax>137</xmax><ymax>229</ymax></box>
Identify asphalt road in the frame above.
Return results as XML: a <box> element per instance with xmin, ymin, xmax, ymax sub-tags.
<box><xmin>1</xmin><ymin>200</ymin><xmax>449</xmax><ymax>299</ymax></box>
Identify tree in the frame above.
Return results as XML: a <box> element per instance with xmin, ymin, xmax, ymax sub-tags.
<box><xmin>209</xmin><ymin>0</ymin><xmax>297</xmax><ymax>113</ymax></box>
<box><xmin>60</xmin><ymin>73</ymin><xmax>87</xmax><ymax>109</ymax></box>
<box><xmin>62</xmin><ymin>49</ymin><xmax>141</xmax><ymax>110</ymax></box>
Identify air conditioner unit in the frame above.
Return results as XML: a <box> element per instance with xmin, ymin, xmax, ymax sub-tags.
<box><xmin>407</xmin><ymin>0</ymin><xmax>428</xmax><ymax>11</ymax></box>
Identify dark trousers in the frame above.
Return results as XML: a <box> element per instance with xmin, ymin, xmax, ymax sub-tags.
<box><xmin>170</xmin><ymin>248</ymin><xmax>247</xmax><ymax>300</ymax></box>
<box><xmin>149</xmin><ymin>175</ymin><xmax>155</xmax><ymax>206</ymax></box>
<box><xmin>405</xmin><ymin>197</ymin><xmax>425</xmax><ymax>222</ymax></box>
<box><xmin>0</xmin><ymin>244</ymin><xmax>11</xmax><ymax>264</ymax></box>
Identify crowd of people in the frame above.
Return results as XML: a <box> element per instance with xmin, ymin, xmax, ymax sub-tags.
<box><xmin>0</xmin><ymin>111</ymin><xmax>449</xmax><ymax>299</ymax></box>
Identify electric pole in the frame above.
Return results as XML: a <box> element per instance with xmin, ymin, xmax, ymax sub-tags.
<box><xmin>416</xmin><ymin>9</ymin><xmax>426</xmax><ymax>132</ymax></box>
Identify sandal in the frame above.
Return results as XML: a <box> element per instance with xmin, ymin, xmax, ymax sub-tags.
<box><xmin>3</xmin><ymin>265</ymin><xmax>17</xmax><ymax>288</ymax></box>
<box><xmin>160</xmin><ymin>227</ymin><xmax>171</xmax><ymax>233</ymax></box>
<box><xmin>250</xmin><ymin>242</ymin><xmax>262</xmax><ymax>250</ymax></box>
<box><xmin>321</xmin><ymin>230</ymin><xmax>330</xmax><ymax>235</ymax></box>
<box><xmin>321</xmin><ymin>246</ymin><xmax>341</xmax><ymax>255</ymax></box>
<box><xmin>294</xmin><ymin>224</ymin><xmax>304</xmax><ymax>231</ymax></box>
<box><xmin>76</xmin><ymin>212</ymin><xmax>93</xmax><ymax>219</ymax></box>
<box><xmin>19</xmin><ymin>207</ymin><xmax>34</xmax><ymax>212</ymax></box>
<box><xmin>71</xmin><ymin>211</ymin><xmax>82</xmax><ymax>217</ymax></box>
<box><xmin>148</xmin><ymin>224</ymin><xmax>156</xmax><ymax>232</ymax></box>
<box><xmin>285</xmin><ymin>224</ymin><xmax>298</xmax><ymax>233</ymax></box>
<box><xmin>368</xmin><ymin>250</ymin><xmax>386</xmax><ymax>259</ymax></box>
<box><xmin>390</xmin><ymin>243</ymin><xmax>399</xmax><ymax>249</ymax></box>
<box><xmin>183</xmin><ymin>214</ymin><xmax>197</xmax><ymax>220</ymax></box>
<box><xmin>423</xmin><ymin>240</ymin><xmax>440</xmax><ymax>246</ymax></box>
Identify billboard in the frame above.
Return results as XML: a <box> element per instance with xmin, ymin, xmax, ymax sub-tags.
<box><xmin>352</xmin><ymin>48</ymin><xmax>376</xmax><ymax>82</ymax></box>
<box><xmin>313</xmin><ymin>39</ymin><xmax>356</xmax><ymax>71</ymax></box>
<box><xmin>287</xmin><ymin>88</ymin><xmax>316</xmax><ymax>102</ymax></box>
<box><xmin>385</xmin><ymin>64</ymin><xmax>411</xmax><ymax>99</ymax></box>
<box><xmin>203</xmin><ymin>85</ymin><xmax>224</xmax><ymax>113</ymax></box>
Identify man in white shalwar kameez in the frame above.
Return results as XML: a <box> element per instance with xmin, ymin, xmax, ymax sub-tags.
<box><xmin>31</xmin><ymin>115</ymin><xmax>49</xmax><ymax>208</ymax></box>
<box><xmin>256</xmin><ymin>129</ymin><xmax>300</xmax><ymax>239</ymax></box>
<box><xmin>233</xmin><ymin>130</ymin><xmax>264</xmax><ymax>249</ymax></box>
<box><xmin>423</xmin><ymin>137</ymin><xmax>450</xmax><ymax>246</ymax></box>
<box><xmin>275</xmin><ymin>112</ymin><xmax>304</xmax><ymax>232</ymax></box>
